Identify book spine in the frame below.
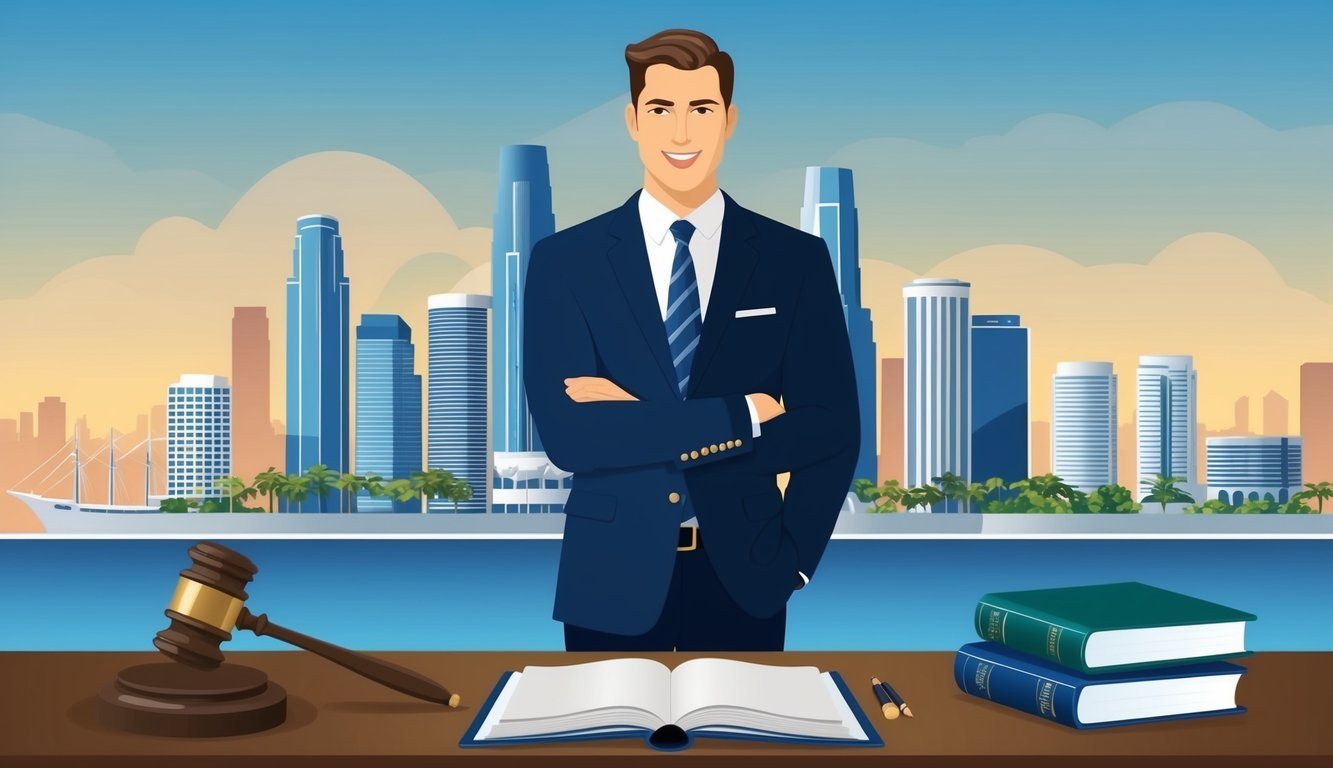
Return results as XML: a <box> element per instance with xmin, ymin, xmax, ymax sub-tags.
<box><xmin>954</xmin><ymin>651</ymin><xmax>1081</xmax><ymax>728</ymax></box>
<box><xmin>974</xmin><ymin>600</ymin><xmax>1089</xmax><ymax>672</ymax></box>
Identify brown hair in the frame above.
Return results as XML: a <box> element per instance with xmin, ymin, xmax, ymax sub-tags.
<box><xmin>625</xmin><ymin>29</ymin><xmax>734</xmax><ymax>108</ymax></box>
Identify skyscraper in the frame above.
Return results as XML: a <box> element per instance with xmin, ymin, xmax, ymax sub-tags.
<box><xmin>355</xmin><ymin>315</ymin><xmax>422</xmax><ymax>513</ymax></box>
<box><xmin>492</xmin><ymin>145</ymin><xmax>555</xmax><ymax>458</ymax></box>
<box><xmin>801</xmin><ymin>167</ymin><xmax>877</xmax><ymax>487</ymax></box>
<box><xmin>36</xmin><ymin>396</ymin><xmax>65</xmax><ymax>457</ymax></box>
<box><xmin>971</xmin><ymin>315</ymin><xmax>1029</xmax><ymax>486</ymax></box>
<box><xmin>231</xmin><ymin>306</ymin><xmax>276</xmax><ymax>480</ymax></box>
<box><xmin>1263</xmin><ymin>390</ymin><xmax>1289</xmax><ymax>435</ymax></box>
<box><xmin>879</xmin><ymin>358</ymin><xmax>904</xmax><ymax>486</ymax></box>
<box><xmin>428</xmin><ymin>294</ymin><xmax>490</xmax><ymax>513</ymax></box>
<box><xmin>1136</xmin><ymin>355</ymin><xmax>1198</xmax><ymax>501</ymax></box>
<box><xmin>1052</xmin><ymin>362</ymin><xmax>1118</xmax><ymax>494</ymax></box>
<box><xmin>1301</xmin><ymin>363</ymin><xmax>1333</xmax><ymax>485</ymax></box>
<box><xmin>18</xmin><ymin>411</ymin><xmax>34</xmax><ymax>446</ymax></box>
<box><xmin>903</xmin><ymin>278</ymin><xmax>970</xmax><ymax>511</ymax></box>
<box><xmin>1233</xmin><ymin>396</ymin><xmax>1250</xmax><ymax>434</ymax></box>
<box><xmin>166</xmin><ymin>374</ymin><xmax>231</xmax><ymax>500</ymax></box>
<box><xmin>284</xmin><ymin>214</ymin><xmax>350</xmax><ymax>511</ymax></box>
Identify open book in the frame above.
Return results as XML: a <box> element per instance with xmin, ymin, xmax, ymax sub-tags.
<box><xmin>460</xmin><ymin>658</ymin><xmax>882</xmax><ymax>751</ymax></box>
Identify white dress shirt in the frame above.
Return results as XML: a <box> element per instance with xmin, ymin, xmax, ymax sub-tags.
<box><xmin>641</xmin><ymin>188</ymin><xmax>806</xmax><ymax>591</ymax></box>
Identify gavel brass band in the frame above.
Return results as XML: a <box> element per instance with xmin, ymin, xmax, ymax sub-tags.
<box><xmin>169</xmin><ymin>577</ymin><xmax>244</xmax><ymax>633</ymax></box>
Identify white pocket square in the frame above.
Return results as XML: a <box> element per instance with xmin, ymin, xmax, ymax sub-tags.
<box><xmin>734</xmin><ymin>306</ymin><xmax>777</xmax><ymax>318</ymax></box>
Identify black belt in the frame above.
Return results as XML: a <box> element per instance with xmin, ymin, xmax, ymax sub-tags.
<box><xmin>677</xmin><ymin>526</ymin><xmax>700</xmax><ymax>552</ymax></box>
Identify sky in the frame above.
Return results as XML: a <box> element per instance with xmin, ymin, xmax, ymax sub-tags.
<box><xmin>0</xmin><ymin>0</ymin><xmax>1330</xmax><ymax>452</ymax></box>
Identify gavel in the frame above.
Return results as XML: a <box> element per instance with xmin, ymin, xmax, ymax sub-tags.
<box><xmin>153</xmin><ymin>540</ymin><xmax>460</xmax><ymax>708</ymax></box>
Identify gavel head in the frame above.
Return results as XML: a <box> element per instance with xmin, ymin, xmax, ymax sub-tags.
<box><xmin>153</xmin><ymin>541</ymin><xmax>258</xmax><ymax>670</ymax></box>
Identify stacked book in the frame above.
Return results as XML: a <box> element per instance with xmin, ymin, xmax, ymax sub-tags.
<box><xmin>954</xmin><ymin>581</ymin><xmax>1256</xmax><ymax>729</ymax></box>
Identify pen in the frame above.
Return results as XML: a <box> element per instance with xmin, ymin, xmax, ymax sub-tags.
<box><xmin>873</xmin><ymin>676</ymin><xmax>914</xmax><ymax>718</ymax></box>
<box><xmin>869</xmin><ymin>677</ymin><xmax>899</xmax><ymax>720</ymax></box>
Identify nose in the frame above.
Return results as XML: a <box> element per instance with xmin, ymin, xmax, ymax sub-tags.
<box><xmin>672</xmin><ymin>111</ymin><xmax>690</xmax><ymax>146</ymax></box>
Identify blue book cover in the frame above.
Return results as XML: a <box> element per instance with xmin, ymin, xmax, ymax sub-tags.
<box><xmin>460</xmin><ymin>670</ymin><xmax>883</xmax><ymax>751</ymax></box>
<box><xmin>955</xmin><ymin>641</ymin><xmax>1248</xmax><ymax>729</ymax></box>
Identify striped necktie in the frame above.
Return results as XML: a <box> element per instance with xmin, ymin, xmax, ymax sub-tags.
<box><xmin>665</xmin><ymin>219</ymin><xmax>701</xmax><ymax>398</ymax></box>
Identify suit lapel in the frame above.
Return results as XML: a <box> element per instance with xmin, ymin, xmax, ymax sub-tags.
<box><xmin>605</xmin><ymin>191</ymin><xmax>681</xmax><ymax>394</ymax></box>
<box><xmin>686</xmin><ymin>192</ymin><xmax>761</xmax><ymax>398</ymax></box>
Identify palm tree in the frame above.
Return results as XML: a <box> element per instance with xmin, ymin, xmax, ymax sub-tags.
<box><xmin>963</xmin><ymin>482</ymin><xmax>990</xmax><ymax>512</ymax></box>
<box><xmin>410</xmin><ymin>468</ymin><xmax>455</xmax><ymax>513</ymax></box>
<box><xmin>1299</xmin><ymin>482</ymin><xmax>1333</xmax><ymax>514</ymax></box>
<box><xmin>931</xmin><ymin>472</ymin><xmax>970</xmax><ymax>512</ymax></box>
<box><xmin>302</xmin><ymin>464</ymin><xmax>340</xmax><ymax>513</ymax></box>
<box><xmin>278</xmin><ymin>473</ymin><xmax>311</xmax><ymax>512</ymax></box>
<box><xmin>214</xmin><ymin>476</ymin><xmax>256</xmax><ymax>514</ymax></box>
<box><xmin>1145</xmin><ymin>474</ymin><xmax>1194</xmax><ymax>514</ymax></box>
<box><xmin>981</xmin><ymin>476</ymin><xmax>1008</xmax><ymax>503</ymax></box>
<box><xmin>334</xmin><ymin>473</ymin><xmax>373</xmax><ymax>513</ymax></box>
<box><xmin>445</xmin><ymin>476</ymin><xmax>474</xmax><ymax>513</ymax></box>
<box><xmin>870</xmin><ymin>479</ymin><xmax>905</xmax><ymax>513</ymax></box>
<box><xmin>383</xmin><ymin>478</ymin><xmax>416</xmax><ymax>508</ymax></box>
<box><xmin>254</xmin><ymin>467</ymin><xmax>284</xmax><ymax>513</ymax></box>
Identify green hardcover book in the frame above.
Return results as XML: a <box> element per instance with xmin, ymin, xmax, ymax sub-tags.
<box><xmin>974</xmin><ymin>582</ymin><xmax>1256</xmax><ymax>675</ymax></box>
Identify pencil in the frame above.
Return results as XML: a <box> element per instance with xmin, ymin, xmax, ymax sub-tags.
<box><xmin>869</xmin><ymin>677</ymin><xmax>900</xmax><ymax>720</ymax></box>
<box><xmin>872</xmin><ymin>677</ymin><xmax>914</xmax><ymax>718</ymax></box>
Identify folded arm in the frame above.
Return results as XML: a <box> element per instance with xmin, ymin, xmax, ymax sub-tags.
<box><xmin>522</xmin><ymin>238</ymin><xmax>755</xmax><ymax>474</ymax></box>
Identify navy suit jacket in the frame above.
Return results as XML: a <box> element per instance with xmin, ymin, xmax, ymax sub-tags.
<box><xmin>523</xmin><ymin>189</ymin><xmax>860</xmax><ymax>635</ymax></box>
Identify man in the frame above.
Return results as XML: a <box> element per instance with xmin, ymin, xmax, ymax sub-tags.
<box><xmin>523</xmin><ymin>28</ymin><xmax>859</xmax><ymax>651</ymax></box>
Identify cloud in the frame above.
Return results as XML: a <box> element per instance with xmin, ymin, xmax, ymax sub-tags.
<box><xmin>0</xmin><ymin>151</ymin><xmax>490</xmax><ymax>431</ymax></box>
<box><xmin>0</xmin><ymin>114</ymin><xmax>237</xmax><ymax>299</ymax></box>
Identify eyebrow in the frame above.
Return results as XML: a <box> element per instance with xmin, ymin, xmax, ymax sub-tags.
<box><xmin>643</xmin><ymin>98</ymin><xmax>721</xmax><ymax>108</ymax></box>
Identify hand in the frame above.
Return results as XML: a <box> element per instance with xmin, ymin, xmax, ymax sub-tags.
<box><xmin>747</xmin><ymin>392</ymin><xmax>785</xmax><ymax>423</ymax></box>
<box><xmin>564</xmin><ymin>376</ymin><xmax>639</xmax><ymax>402</ymax></box>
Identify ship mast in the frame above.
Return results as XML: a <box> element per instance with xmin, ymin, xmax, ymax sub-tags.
<box><xmin>108</xmin><ymin>430</ymin><xmax>116</xmax><ymax>505</ymax></box>
<box><xmin>144</xmin><ymin>428</ymin><xmax>153</xmax><ymax>505</ymax></box>
<box><xmin>72</xmin><ymin>431</ymin><xmax>81</xmax><ymax>505</ymax></box>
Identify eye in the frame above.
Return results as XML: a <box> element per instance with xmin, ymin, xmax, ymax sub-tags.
<box><xmin>693</xmin><ymin>107</ymin><xmax>713</xmax><ymax>115</ymax></box>
<box><xmin>648</xmin><ymin>107</ymin><xmax>669</xmax><ymax>116</ymax></box>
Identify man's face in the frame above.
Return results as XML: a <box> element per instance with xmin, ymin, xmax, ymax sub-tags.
<box><xmin>625</xmin><ymin>63</ymin><xmax>738</xmax><ymax>195</ymax></box>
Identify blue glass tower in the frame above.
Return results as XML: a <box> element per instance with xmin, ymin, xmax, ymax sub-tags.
<box><xmin>355</xmin><ymin>315</ymin><xmax>421</xmax><ymax>513</ymax></box>
<box><xmin>800</xmin><ymin>167</ymin><xmax>877</xmax><ymax>488</ymax></box>
<box><xmin>429</xmin><ymin>294</ymin><xmax>490</xmax><ymax>513</ymax></box>
<box><xmin>285</xmin><ymin>214</ymin><xmax>350</xmax><ymax>512</ymax></box>
<box><xmin>492</xmin><ymin>145</ymin><xmax>555</xmax><ymax>458</ymax></box>
<box><xmin>971</xmin><ymin>315</ymin><xmax>1029</xmax><ymax>486</ymax></box>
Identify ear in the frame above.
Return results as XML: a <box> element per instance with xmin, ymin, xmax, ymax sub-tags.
<box><xmin>724</xmin><ymin>103</ymin><xmax>739</xmax><ymax>140</ymax></box>
<box><xmin>624</xmin><ymin>102</ymin><xmax>639</xmax><ymax>141</ymax></box>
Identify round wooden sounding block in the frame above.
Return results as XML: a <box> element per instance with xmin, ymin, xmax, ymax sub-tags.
<box><xmin>97</xmin><ymin>662</ymin><xmax>287</xmax><ymax>737</ymax></box>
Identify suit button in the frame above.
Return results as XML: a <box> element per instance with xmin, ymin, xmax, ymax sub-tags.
<box><xmin>668</xmin><ymin>492</ymin><xmax>681</xmax><ymax>504</ymax></box>
<box><xmin>700</xmin><ymin>446</ymin><xmax>710</xmax><ymax>456</ymax></box>
<box><xmin>726</xmin><ymin>440</ymin><xmax>735</xmax><ymax>448</ymax></box>
<box><xmin>718</xmin><ymin>442</ymin><xmax>728</xmax><ymax>451</ymax></box>
<box><xmin>680</xmin><ymin>453</ymin><xmax>689</xmax><ymax>461</ymax></box>
<box><xmin>736</xmin><ymin>439</ymin><xmax>743</xmax><ymax>447</ymax></box>
<box><xmin>709</xmin><ymin>444</ymin><xmax>719</xmax><ymax>453</ymax></box>
<box><xmin>690</xmin><ymin>450</ymin><xmax>699</xmax><ymax>459</ymax></box>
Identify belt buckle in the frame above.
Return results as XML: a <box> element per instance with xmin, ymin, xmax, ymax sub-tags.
<box><xmin>677</xmin><ymin>526</ymin><xmax>698</xmax><ymax>552</ymax></box>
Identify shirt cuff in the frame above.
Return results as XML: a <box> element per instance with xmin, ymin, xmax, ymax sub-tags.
<box><xmin>744</xmin><ymin>394</ymin><xmax>762</xmax><ymax>438</ymax></box>
<box><xmin>798</xmin><ymin>570</ymin><xmax>810</xmax><ymax>585</ymax></box>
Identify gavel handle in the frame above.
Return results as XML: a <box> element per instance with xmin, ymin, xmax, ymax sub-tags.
<box><xmin>236</xmin><ymin>608</ymin><xmax>460</xmax><ymax>707</ymax></box>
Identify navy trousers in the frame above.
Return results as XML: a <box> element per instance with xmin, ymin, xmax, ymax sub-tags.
<box><xmin>563</xmin><ymin>533</ymin><xmax>787</xmax><ymax>651</ymax></box>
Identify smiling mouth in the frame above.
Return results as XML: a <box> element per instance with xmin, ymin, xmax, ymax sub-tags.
<box><xmin>663</xmin><ymin>150</ymin><xmax>701</xmax><ymax>169</ymax></box>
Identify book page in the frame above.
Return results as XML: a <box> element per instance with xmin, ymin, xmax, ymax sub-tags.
<box><xmin>498</xmin><ymin>658</ymin><xmax>672</xmax><ymax>727</ymax></box>
<box><xmin>669</xmin><ymin>658</ymin><xmax>845</xmax><ymax>727</ymax></box>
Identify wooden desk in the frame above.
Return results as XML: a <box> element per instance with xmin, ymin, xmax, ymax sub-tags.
<box><xmin>1</xmin><ymin>651</ymin><xmax>1328</xmax><ymax>767</ymax></box>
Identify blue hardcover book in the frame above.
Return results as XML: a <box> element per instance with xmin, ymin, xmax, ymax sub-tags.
<box><xmin>955</xmin><ymin>642</ymin><xmax>1247</xmax><ymax>729</ymax></box>
<box><xmin>459</xmin><ymin>658</ymin><xmax>883</xmax><ymax>751</ymax></box>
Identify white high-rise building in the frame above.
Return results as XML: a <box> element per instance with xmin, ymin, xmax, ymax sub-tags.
<box><xmin>167</xmin><ymin>374</ymin><xmax>232</xmax><ymax>500</ymax></box>
<box><xmin>1052</xmin><ymin>362</ymin><xmax>1117</xmax><ymax>493</ymax></box>
<box><xmin>903</xmin><ymin>278</ymin><xmax>970</xmax><ymax>512</ymax></box>
<box><xmin>1136</xmin><ymin>355</ymin><xmax>1198</xmax><ymax>502</ymax></box>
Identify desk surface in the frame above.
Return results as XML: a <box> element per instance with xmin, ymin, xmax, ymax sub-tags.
<box><xmin>2</xmin><ymin>651</ymin><xmax>1329</xmax><ymax>767</ymax></box>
